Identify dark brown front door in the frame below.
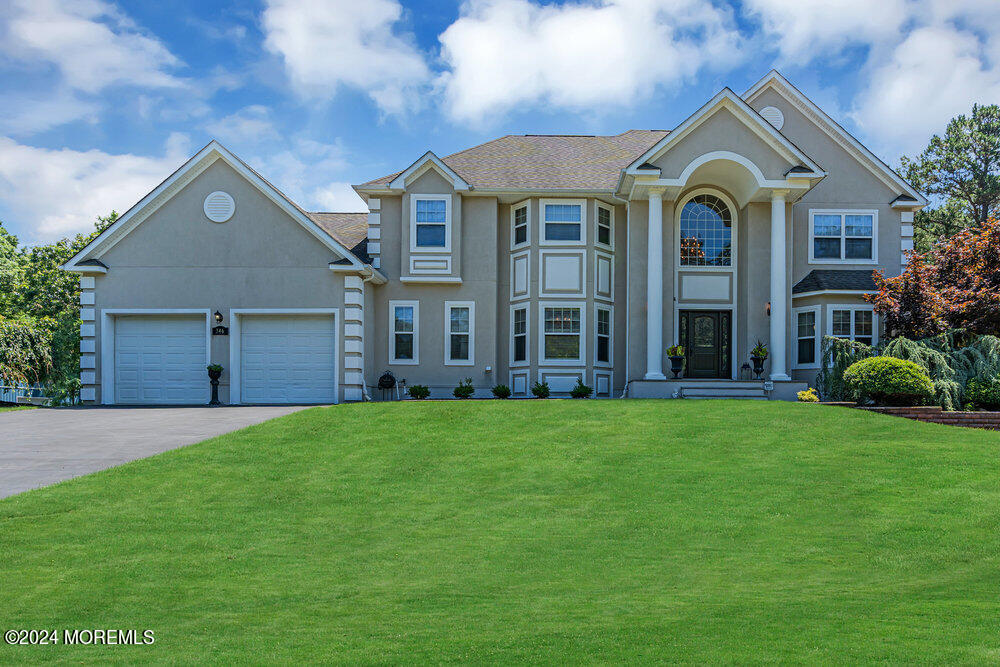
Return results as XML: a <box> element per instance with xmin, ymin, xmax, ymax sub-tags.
<box><xmin>679</xmin><ymin>310</ymin><xmax>731</xmax><ymax>379</ymax></box>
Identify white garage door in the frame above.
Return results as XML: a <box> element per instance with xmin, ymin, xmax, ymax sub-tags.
<box><xmin>240</xmin><ymin>315</ymin><xmax>337</xmax><ymax>404</ymax></box>
<box><xmin>115</xmin><ymin>315</ymin><xmax>207</xmax><ymax>404</ymax></box>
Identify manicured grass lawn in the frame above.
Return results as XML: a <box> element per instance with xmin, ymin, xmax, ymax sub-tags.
<box><xmin>0</xmin><ymin>405</ymin><xmax>34</xmax><ymax>412</ymax></box>
<box><xmin>3</xmin><ymin>400</ymin><xmax>1000</xmax><ymax>662</ymax></box>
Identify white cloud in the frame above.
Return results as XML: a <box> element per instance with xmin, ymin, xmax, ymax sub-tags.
<box><xmin>205</xmin><ymin>106</ymin><xmax>281</xmax><ymax>145</ymax></box>
<box><xmin>0</xmin><ymin>88</ymin><xmax>101</xmax><ymax>136</ymax></box>
<box><xmin>261</xmin><ymin>0</ymin><xmax>429</xmax><ymax>114</ymax></box>
<box><xmin>312</xmin><ymin>183</ymin><xmax>367</xmax><ymax>212</ymax></box>
<box><xmin>437</xmin><ymin>0</ymin><xmax>744</xmax><ymax>123</ymax></box>
<box><xmin>0</xmin><ymin>134</ymin><xmax>190</xmax><ymax>242</ymax></box>
<box><xmin>0</xmin><ymin>0</ymin><xmax>185</xmax><ymax>93</ymax></box>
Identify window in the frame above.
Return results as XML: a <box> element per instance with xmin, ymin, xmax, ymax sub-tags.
<box><xmin>389</xmin><ymin>301</ymin><xmax>419</xmax><ymax>364</ymax></box>
<box><xmin>829</xmin><ymin>306</ymin><xmax>875</xmax><ymax>346</ymax></box>
<box><xmin>511</xmin><ymin>306</ymin><xmax>528</xmax><ymax>365</ymax></box>
<box><xmin>445</xmin><ymin>301</ymin><xmax>474</xmax><ymax>365</ymax></box>
<box><xmin>541</xmin><ymin>199</ymin><xmax>585</xmax><ymax>244</ymax></box>
<box><xmin>595</xmin><ymin>306</ymin><xmax>611</xmax><ymax>365</ymax></box>
<box><xmin>596</xmin><ymin>205</ymin><xmax>613</xmax><ymax>248</ymax></box>
<box><xmin>512</xmin><ymin>203</ymin><xmax>529</xmax><ymax>248</ymax></box>
<box><xmin>679</xmin><ymin>194</ymin><xmax>732</xmax><ymax>266</ymax></box>
<box><xmin>809</xmin><ymin>210</ymin><xmax>877</xmax><ymax>263</ymax></box>
<box><xmin>411</xmin><ymin>195</ymin><xmax>450</xmax><ymax>251</ymax></box>
<box><xmin>794</xmin><ymin>307</ymin><xmax>819</xmax><ymax>368</ymax></box>
<box><xmin>541</xmin><ymin>304</ymin><xmax>584</xmax><ymax>363</ymax></box>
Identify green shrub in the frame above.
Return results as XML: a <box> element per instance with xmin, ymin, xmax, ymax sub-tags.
<box><xmin>530</xmin><ymin>381</ymin><xmax>550</xmax><ymax>399</ymax></box>
<box><xmin>965</xmin><ymin>376</ymin><xmax>1000</xmax><ymax>410</ymax></box>
<box><xmin>453</xmin><ymin>378</ymin><xmax>475</xmax><ymax>399</ymax></box>
<box><xmin>569</xmin><ymin>379</ymin><xmax>593</xmax><ymax>399</ymax></box>
<box><xmin>407</xmin><ymin>384</ymin><xmax>430</xmax><ymax>400</ymax></box>
<box><xmin>491</xmin><ymin>384</ymin><xmax>511</xmax><ymax>399</ymax></box>
<box><xmin>843</xmin><ymin>356</ymin><xmax>934</xmax><ymax>406</ymax></box>
<box><xmin>797</xmin><ymin>387</ymin><xmax>819</xmax><ymax>403</ymax></box>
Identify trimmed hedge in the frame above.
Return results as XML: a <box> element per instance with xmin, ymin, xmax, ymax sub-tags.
<box><xmin>843</xmin><ymin>356</ymin><xmax>934</xmax><ymax>406</ymax></box>
<box><xmin>965</xmin><ymin>376</ymin><xmax>1000</xmax><ymax>410</ymax></box>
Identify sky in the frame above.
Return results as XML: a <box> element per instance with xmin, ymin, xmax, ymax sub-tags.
<box><xmin>1</xmin><ymin>0</ymin><xmax>998</xmax><ymax>245</ymax></box>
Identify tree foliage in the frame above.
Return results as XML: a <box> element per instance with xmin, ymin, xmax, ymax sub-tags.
<box><xmin>0</xmin><ymin>317</ymin><xmax>53</xmax><ymax>388</ymax></box>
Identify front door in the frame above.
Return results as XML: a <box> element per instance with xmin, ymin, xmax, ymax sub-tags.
<box><xmin>679</xmin><ymin>310</ymin><xmax>731</xmax><ymax>379</ymax></box>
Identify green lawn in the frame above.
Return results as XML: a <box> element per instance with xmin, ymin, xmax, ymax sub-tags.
<box><xmin>3</xmin><ymin>400</ymin><xmax>1000</xmax><ymax>663</ymax></box>
<box><xmin>0</xmin><ymin>405</ymin><xmax>34</xmax><ymax>412</ymax></box>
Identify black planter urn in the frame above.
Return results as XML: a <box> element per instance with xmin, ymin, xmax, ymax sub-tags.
<box><xmin>208</xmin><ymin>368</ymin><xmax>222</xmax><ymax>406</ymax></box>
<box><xmin>669</xmin><ymin>355</ymin><xmax>684</xmax><ymax>379</ymax></box>
<box><xmin>750</xmin><ymin>355</ymin><xmax>766</xmax><ymax>380</ymax></box>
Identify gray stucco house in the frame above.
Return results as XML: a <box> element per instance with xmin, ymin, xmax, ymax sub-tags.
<box><xmin>64</xmin><ymin>71</ymin><xmax>925</xmax><ymax>404</ymax></box>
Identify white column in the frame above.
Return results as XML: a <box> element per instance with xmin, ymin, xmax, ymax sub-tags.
<box><xmin>769</xmin><ymin>190</ymin><xmax>791</xmax><ymax>381</ymax></box>
<box><xmin>645</xmin><ymin>191</ymin><xmax>666</xmax><ymax>380</ymax></box>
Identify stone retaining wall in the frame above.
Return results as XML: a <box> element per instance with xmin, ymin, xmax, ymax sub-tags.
<box><xmin>858</xmin><ymin>406</ymin><xmax>1000</xmax><ymax>430</ymax></box>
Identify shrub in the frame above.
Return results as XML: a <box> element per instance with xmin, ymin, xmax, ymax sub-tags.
<box><xmin>665</xmin><ymin>344</ymin><xmax>684</xmax><ymax>357</ymax></box>
<box><xmin>843</xmin><ymin>356</ymin><xmax>934</xmax><ymax>406</ymax></box>
<box><xmin>965</xmin><ymin>376</ymin><xmax>1000</xmax><ymax>410</ymax></box>
<box><xmin>531</xmin><ymin>381</ymin><xmax>550</xmax><ymax>399</ymax></box>
<box><xmin>569</xmin><ymin>379</ymin><xmax>593</xmax><ymax>399</ymax></box>
<box><xmin>408</xmin><ymin>384</ymin><xmax>430</xmax><ymax>400</ymax></box>
<box><xmin>453</xmin><ymin>378</ymin><xmax>475</xmax><ymax>399</ymax></box>
<box><xmin>797</xmin><ymin>387</ymin><xmax>819</xmax><ymax>403</ymax></box>
<box><xmin>751</xmin><ymin>340</ymin><xmax>768</xmax><ymax>358</ymax></box>
<box><xmin>491</xmin><ymin>384</ymin><xmax>511</xmax><ymax>399</ymax></box>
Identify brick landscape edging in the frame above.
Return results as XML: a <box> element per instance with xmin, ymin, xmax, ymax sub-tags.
<box><xmin>856</xmin><ymin>406</ymin><xmax>1000</xmax><ymax>430</ymax></box>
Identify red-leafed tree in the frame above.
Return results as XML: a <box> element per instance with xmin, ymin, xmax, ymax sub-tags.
<box><xmin>870</xmin><ymin>217</ymin><xmax>1000</xmax><ymax>338</ymax></box>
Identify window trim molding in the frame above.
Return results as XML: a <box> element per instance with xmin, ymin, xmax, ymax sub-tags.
<box><xmin>825</xmin><ymin>304</ymin><xmax>878</xmax><ymax>346</ymax></box>
<box><xmin>594</xmin><ymin>303</ymin><xmax>613</xmax><ymax>368</ymax></box>
<box><xmin>538</xmin><ymin>300</ymin><xmax>586</xmax><ymax>366</ymax></box>
<box><xmin>509</xmin><ymin>304</ymin><xmax>530</xmax><ymax>368</ymax></box>
<box><xmin>510</xmin><ymin>249</ymin><xmax>531</xmax><ymax>302</ymax></box>
<box><xmin>409</xmin><ymin>194</ymin><xmax>452</xmax><ymax>254</ymax></box>
<box><xmin>792</xmin><ymin>304</ymin><xmax>821</xmax><ymax>370</ymax></box>
<box><xmin>510</xmin><ymin>200</ymin><xmax>531</xmax><ymax>250</ymax></box>
<box><xmin>594</xmin><ymin>249</ymin><xmax>614</xmax><ymax>302</ymax></box>
<box><xmin>444</xmin><ymin>300</ymin><xmax>475</xmax><ymax>366</ymax></box>
<box><xmin>595</xmin><ymin>202</ymin><xmax>614</xmax><ymax>250</ymax></box>
<box><xmin>389</xmin><ymin>299</ymin><xmax>419</xmax><ymax>365</ymax></box>
<box><xmin>808</xmin><ymin>209</ymin><xmax>879</xmax><ymax>265</ymax></box>
<box><xmin>539</xmin><ymin>198</ymin><xmax>587</xmax><ymax>246</ymax></box>
<box><xmin>674</xmin><ymin>187</ymin><xmax>738</xmax><ymax>273</ymax></box>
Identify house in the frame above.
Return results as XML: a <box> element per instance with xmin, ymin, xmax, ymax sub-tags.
<box><xmin>63</xmin><ymin>71</ymin><xmax>925</xmax><ymax>404</ymax></box>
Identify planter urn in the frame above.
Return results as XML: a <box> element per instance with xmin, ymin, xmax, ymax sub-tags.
<box><xmin>208</xmin><ymin>368</ymin><xmax>222</xmax><ymax>406</ymax></box>
<box><xmin>668</xmin><ymin>355</ymin><xmax>685</xmax><ymax>379</ymax></box>
<box><xmin>750</xmin><ymin>355</ymin><xmax>766</xmax><ymax>380</ymax></box>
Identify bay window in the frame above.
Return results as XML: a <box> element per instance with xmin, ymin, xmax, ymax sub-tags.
<box><xmin>541</xmin><ymin>200</ymin><xmax>585</xmax><ymax>244</ymax></box>
<box><xmin>511</xmin><ymin>306</ymin><xmax>528</xmax><ymax>365</ymax></box>
<box><xmin>829</xmin><ymin>306</ymin><xmax>875</xmax><ymax>346</ymax></box>
<box><xmin>595</xmin><ymin>306</ymin><xmax>611</xmax><ymax>365</ymax></box>
<box><xmin>596</xmin><ymin>205</ymin><xmax>613</xmax><ymax>248</ymax></box>
<box><xmin>793</xmin><ymin>307</ymin><xmax>819</xmax><ymax>368</ymax></box>
<box><xmin>512</xmin><ymin>203</ymin><xmax>529</xmax><ymax>248</ymax></box>
<box><xmin>541</xmin><ymin>304</ymin><xmax>584</xmax><ymax>363</ymax></box>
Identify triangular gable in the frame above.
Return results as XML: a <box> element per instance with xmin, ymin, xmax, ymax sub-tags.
<box><xmin>64</xmin><ymin>140</ymin><xmax>366</xmax><ymax>272</ymax></box>
<box><xmin>743</xmin><ymin>70</ymin><xmax>927</xmax><ymax>206</ymax></box>
<box><xmin>387</xmin><ymin>151</ymin><xmax>471</xmax><ymax>191</ymax></box>
<box><xmin>624</xmin><ymin>88</ymin><xmax>825</xmax><ymax>177</ymax></box>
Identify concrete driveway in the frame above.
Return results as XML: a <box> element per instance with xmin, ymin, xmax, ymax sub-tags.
<box><xmin>0</xmin><ymin>406</ymin><xmax>312</xmax><ymax>498</ymax></box>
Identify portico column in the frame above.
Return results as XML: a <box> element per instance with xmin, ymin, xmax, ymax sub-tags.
<box><xmin>769</xmin><ymin>190</ymin><xmax>791</xmax><ymax>381</ymax></box>
<box><xmin>645</xmin><ymin>190</ymin><xmax>666</xmax><ymax>380</ymax></box>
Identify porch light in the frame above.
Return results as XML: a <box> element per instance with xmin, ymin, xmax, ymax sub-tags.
<box><xmin>765</xmin><ymin>302</ymin><xmax>771</xmax><ymax>317</ymax></box>
<box><xmin>214</xmin><ymin>310</ymin><xmax>224</xmax><ymax>324</ymax></box>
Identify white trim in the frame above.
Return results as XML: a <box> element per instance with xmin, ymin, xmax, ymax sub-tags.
<box><xmin>539</xmin><ymin>248</ymin><xmax>586</xmax><ymax>298</ymax></box>
<box><xmin>389</xmin><ymin>300</ymin><xmax>419</xmax><ymax>365</ymax></box>
<box><xmin>675</xmin><ymin>187</ymin><xmax>739</xmax><ymax>273</ymax></box>
<box><xmin>409</xmin><ymin>194</ymin><xmax>452</xmax><ymax>254</ymax></box>
<box><xmin>388</xmin><ymin>151</ymin><xmax>470</xmax><ymax>191</ymax></box>
<box><xmin>539</xmin><ymin>301</ymin><xmax>586</xmax><ymax>366</ymax></box>
<box><xmin>594</xmin><ymin>303</ymin><xmax>613</xmax><ymax>368</ymax></box>
<box><xmin>826</xmin><ymin>304</ymin><xmax>879</xmax><ymax>346</ymax></box>
<box><xmin>792</xmin><ymin>289</ymin><xmax>872</xmax><ymax>300</ymax></box>
<box><xmin>444</xmin><ymin>301</ymin><xmax>475</xmax><ymax>366</ymax></box>
<box><xmin>595</xmin><ymin>202</ymin><xmax>614</xmax><ymax>250</ymax></box>
<box><xmin>808</xmin><ymin>209</ymin><xmax>878</xmax><ymax>265</ymax></box>
<box><xmin>594</xmin><ymin>250</ymin><xmax>614</xmax><ymax>302</ymax></box>
<box><xmin>100</xmin><ymin>309</ymin><xmax>212</xmax><ymax>406</ymax></box>
<box><xmin>509</xmin><ymin>369</ymin><xmax>531</xmax><ymax>397</ymax></box>
<box><xmin>510</xmin><ymin>199</ymin><xmax>531</xmax><ymax>250</ymax></box>
<box><xmin>228</xmin><ymin>308</ymin><xmax>340</xmax><ymax>405</ymax></box>
<box><xmin>509</xmin><ymin>303</ymin><xmax>530</xmax><ymax>368</ymax></box>
<box><xmin>792</xmin><ymin>305</ymin><xmax>821</xmax><ymax>370</ymax></box>
<box><xmin>593</xmin><ymin>369</ymin><xmax>613</xmax><ymax>397</ymax></box>
<box><xmin>400</xmin><ymin>275</ymin><xmax>463</xmax><ymax>284</ymax></box>
<box><xmin>539</xmin><ymin>198</ymin><xmax>587</xmax><ymax>246</ymax></box>
<box><xmin>409</xmin><ymin>255</ymin><xmax>452</xmax><ymax>274</ymax></box>
<box><xmin>510</xmin><ymin>249</ymin><xmax>531</xmax><ymax>302</ymax></box>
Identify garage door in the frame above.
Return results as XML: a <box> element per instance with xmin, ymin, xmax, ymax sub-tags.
<box><xmin>240</xmin><ymin>315</ymin><xmax>337</xmax><ymax>404</ymax></box>
<box><xmin>115</xmin><ymin>315</ymin><xmax>207</xmax><ymax>404</ymax></box>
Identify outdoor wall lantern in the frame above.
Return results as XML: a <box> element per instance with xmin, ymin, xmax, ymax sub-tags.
<box><xmin>765</xmin><ymin>302</ymin><xmax>771</xmax><ymax>317</ymax></box>
<box><xmin>214</xmin><ymin>310</ymin><xmax>224</xmax><ymax>324</ymax></box>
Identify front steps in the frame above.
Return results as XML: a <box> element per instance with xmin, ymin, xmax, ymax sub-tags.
<box><xmin>627</xmin><ymin>378</ymin><xmax>807</xmax><ymax>400</ymax></box>
<box><xmin>680</xmin><ymin>384</ymin><xmax>768</xmax><ymax>400</ymax></box>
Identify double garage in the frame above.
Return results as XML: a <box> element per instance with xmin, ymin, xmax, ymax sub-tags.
<box><xmin>106</xmin><ymin>310</ymin><xmax>339</xmax><ymax>405</ymax></box>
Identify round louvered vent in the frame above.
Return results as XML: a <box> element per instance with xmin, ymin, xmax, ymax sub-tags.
<box><xmin>760</xmin><ymin>106</ymin><xmax>784</xmax><ymax>130</ymax></box>
<box><xmin>203</xmin><ymin>191</ymin><xmax>235</xmax><ymax>223</ymax></box>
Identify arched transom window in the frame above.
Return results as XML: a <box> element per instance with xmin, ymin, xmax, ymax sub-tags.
<box><xmin>680</xmin><ymin>194</ymin><xmax>733</xmax><ymax>267</ymax></box>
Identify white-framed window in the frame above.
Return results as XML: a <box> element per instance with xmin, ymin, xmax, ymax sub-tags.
<box><xmin>389</xmin><ymin>300</ymin><xmax>419</xmax><ymax>364</ymax></box>
<box><xmin>444</xmin><ymin>301</ymin><xmax>474</xmax><ymax>366</ymax></box>
<box><xmin>596</xmin><ymin>203</ymin><xmax>613</xmax><ymax>249</ymax></box>
<box><xmin>809</xmin><ymin>210</ymin><xmax>878</xmax><ymax>264</ymax></box>
<box><xmin>540</xmin><ymin>199</ymin><xmax>586</xmax><ymax>245</ymax></box>
<box><xmin>792</xmin><ymin>305</ymin><xmax>820</xmax><ymax>369</ymax></box>
<box><xmin>827</xmin><ymin>305</ymin><xmax>876</xmax><ymax>347</ymax></box>
<box><xmin>539</xmin><ymin>302</ymin><xmax>585</xmax><ymax>364</ymax></box>
<box><xmin>679</xmin><ymin>193</ymin><xmax>733</xmax><ymax>267</ymax></box>
<box><xmin>595</xmin><ymin>305</ymin><xmax>612</xmax><ymax>366</ymax></box>
<box><xmin>410</xmin><ymin>195</ymin><xmax>451</xmax><ymax>253</ymax></box>
<box><xmin>510</xmin><ymin>305</ymin><xmax>528</xmax><ymax>366</ymax></box>
<box><xmin>511</xmin><ymin>201</ymin><xmax>530</xmax><ymax>249</ymax></box>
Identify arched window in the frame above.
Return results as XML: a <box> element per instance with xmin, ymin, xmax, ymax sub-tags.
<box><xmin>679</xmin><ymin>194</ymin><xmax>733</xmax><ymax>266</ymax></box>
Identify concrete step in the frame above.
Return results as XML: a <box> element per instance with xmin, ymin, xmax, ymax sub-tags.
<box><xmin>680</xmin><ymin>386</ymin><xmax>768</xmax><ymax>399</ymax></box>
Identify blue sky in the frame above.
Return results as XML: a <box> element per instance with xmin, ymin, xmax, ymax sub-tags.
<box><xmin>1</xmin><ymin>0</ymin><xmax>998</xmax><ymax>244</ymax></box>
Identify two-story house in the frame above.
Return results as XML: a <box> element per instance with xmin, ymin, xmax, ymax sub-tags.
<box><xmin>64</xmin><ymin>71</ymin><xmax>925</xmax><ymax>404</ymax></box>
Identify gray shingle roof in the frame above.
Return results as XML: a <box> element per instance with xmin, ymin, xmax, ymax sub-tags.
<box><xmin>359</xmin><ymin>130</ymin><xmax>669</xmax><ymax>191</ymax></box>
<box><xmin>306</xmin><ymin>212</ymin><xmax>369</xmax><ymax>263</ymax></box>
<box><xmin>793</xmin><ymin>269</ymin><xmax>878</xmax><ymax>294</ymax></box>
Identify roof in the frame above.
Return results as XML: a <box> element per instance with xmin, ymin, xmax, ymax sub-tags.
<box><xmin>792</xmin><ymin>269</ymin><xmax>878</xmax><ymax>294</ymax></box>
<box><xmin>306</xmin><ymin>212</ymin><xmax>370</xmax><ymax>263</ymax></box>
<box><xmin>359</xmin><ymin>130</ymin><xmax>669</xmax><ymax>191</ymax></box>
